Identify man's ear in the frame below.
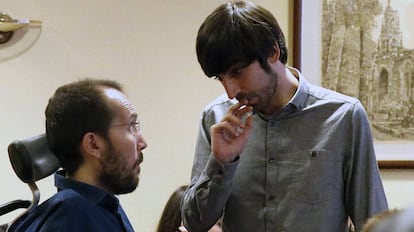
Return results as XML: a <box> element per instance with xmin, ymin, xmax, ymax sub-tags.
<box><xmin>268</xmin><ymin>43</ymin><xmax>280</xmax><ymax>64</ymax></box>
<box><xmin>81</xmin><ymin>132</ymin><xmax>105</xmax><ymax>159</ymax></box>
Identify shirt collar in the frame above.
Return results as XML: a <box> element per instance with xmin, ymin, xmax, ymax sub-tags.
<box><xmin>256</xmin><ymin>66</ymin><xmax>310</xmax><ymax>120</ymax></box>
<box><xmin>286</xmin><ymin>66</ymin><xmax>310</xmax><ymax>110</ymax></box>
<box><xmin>54</xmin><ymin>170</ymin><xmax>120</xmax><ymax>212</ymax></box>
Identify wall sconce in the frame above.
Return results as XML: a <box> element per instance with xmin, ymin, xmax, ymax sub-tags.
<box><xmin>0</xmin><ymin>11</ymin><xmax>42</xmax><ymax>61</ymax></box>
<box><xmin>0</xmin><ymin>11</ymin><xmax>42</xmax><ymax>44</ymax></box>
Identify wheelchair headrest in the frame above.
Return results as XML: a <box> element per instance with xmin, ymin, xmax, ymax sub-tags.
<box><xmin>7</xmin><ymin>133</ymin><xmax>60</xmax><ymax>183</ymax></box>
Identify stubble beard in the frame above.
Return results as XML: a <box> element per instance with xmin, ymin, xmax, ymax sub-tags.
<box><xmin>250</xmin><ymin>70</ymin><xmax>279</xmax><ymax>114</ymax></box>
<box><xmin>99</xmin><ymin>142</ymin><xmax>139</xmax><ymax>195</ymax></box>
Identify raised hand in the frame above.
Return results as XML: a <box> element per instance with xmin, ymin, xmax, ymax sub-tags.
<box><xmin>211</xmin><ymin>101</ymin><xmax>253</xmax><ymax>163</ymax></box>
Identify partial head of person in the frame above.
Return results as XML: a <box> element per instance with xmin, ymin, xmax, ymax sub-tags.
<box><xmin>157</xmin><ymin>185</ymin><xmax>188</xmax><ymax>232</ymax></box>
<box><xmin>45</xmin><ymin>78</ymin><xmax>147</xmax><ymax>195</ymax></box>
<box><xmin>196</xmin><ymin>0</ymin><xmax>289</xmax><ymax>114</ymax></box>
<box><xmin>361</xmin><ymin>208</ymin><xmax>401</xmax><ymax>232</ymax></box>
<box><xmin>196</xmin><ymin>0</ymin><xmax>287</xmax><ymax>78</ymax></box>
<box><xmin>157</xmin><ymin>185</ymin><xmax>222</xmax><ymax>232</ymax></box>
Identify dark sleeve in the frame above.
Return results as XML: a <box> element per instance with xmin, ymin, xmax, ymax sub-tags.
<box><xmin>14</xmin><ymin>198</ymin><xmax>127</xmax><ymax>232</ymax></box>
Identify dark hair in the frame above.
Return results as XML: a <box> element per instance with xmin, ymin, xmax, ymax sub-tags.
<box><xmin>196</xmin><ymin>0</ymin><xmax>287</xmax><ymax>77</ymax></box>
<box><xmin>45</xmin><ymin>78</ymin><xmax>123</xmax><ymax>176</ymax></box>
<box><xmin>157</xmin><ymin>185</ymin><xmax>188</xmax><ymax>232</ymax></box>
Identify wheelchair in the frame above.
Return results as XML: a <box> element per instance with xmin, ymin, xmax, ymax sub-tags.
<box><xmin>0</xmin><ymin>134</ymin><xmax>59</xmax><ymax>232</ymax></box>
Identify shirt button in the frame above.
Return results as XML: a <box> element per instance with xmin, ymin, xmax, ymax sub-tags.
<box><xmin>269</xmin><ymin>121</ymin><xmax>274</xmax><ymax>126</ymax></box>
<box><xmin>269</xmin><ymin>158</ymin><xmax>275</xmax><ymax>163</ymax></box>
<box><xmin>268</xmin><ymin>195</ymin><xmax>275</xmax><ymax>201</ymax></box>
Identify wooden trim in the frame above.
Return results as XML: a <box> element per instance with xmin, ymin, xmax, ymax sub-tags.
<box><xmin>292</xmin><ymin>0</ymin><xmax>302</xmax><ymax>70</ymax></box>
<box><xmin>378</xmin><ymin>160</ymin><xmax>414</xmax><ymax>169</ymax></box>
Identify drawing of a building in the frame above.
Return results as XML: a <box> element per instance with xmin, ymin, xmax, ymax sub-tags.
<box><xmin>370</xmin><ymin>1</ymin><xmax>414</xmax><ymax>139</ymax></box>
<box><xmin>322</xmin><ymin>0</ymin><xmax>414</xmax><ymax>140</ymax></box>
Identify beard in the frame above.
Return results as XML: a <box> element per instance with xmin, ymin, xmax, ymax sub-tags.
<box><xmin>236</xmin><ymin>70</ymin><xmax>279</xmax><ymax>114</ymax></box>
<box><xmin>98</xmin><ymin>141</ymin><xmax>139</xmax><ymax>195</ymax></box>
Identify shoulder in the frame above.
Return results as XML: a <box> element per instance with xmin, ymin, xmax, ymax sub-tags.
<box><xmin>203</xmin><ymin>93</ymin><xmax>236</xmax><ymax>112</ymax></box>
<box><xmin>199</xmin><ymin>94</ymin><xmax>237</xmax><ymax>126</ymax></box>
<box><xmin>201</xmin><ymin>94</ymin><xmax>236</xmax><ymax>120</ymax></box>
<box><xmin>12</xmin><ymin>190</ymin><xmax>96</xmax><ymax>231</ymax></box>
<box><xmin>307</xmin><ymin>84</ymin><xmax>360</xmax><ymax>106</ymax></box>
<box><xmin>302</xmin><ymin>83</ymin><xmax>368</xmax><ymax>118</ymax></box>
<box><xmin>33</xmin><ymin>189</ymin><xmax>97</xmax><ymax>219</ymax></box>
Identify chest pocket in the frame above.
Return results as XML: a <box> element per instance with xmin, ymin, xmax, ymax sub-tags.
<box><xmin>284</xmin><ymin>149</ymin><xmax>341</xmax><ymax>204</ymax></box>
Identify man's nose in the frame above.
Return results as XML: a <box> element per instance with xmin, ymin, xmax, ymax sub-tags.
<box><xmin>136</xmin><ymin>133</ymin><xmax>147</xmax><ymax>151</ymax></box>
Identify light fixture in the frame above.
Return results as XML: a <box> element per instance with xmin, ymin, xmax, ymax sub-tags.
<box><xmin>0</xmin><ymin>11</ymin><xmax>42</xmax><ymax>44</ymax></box>
<box><xmin>0</xmin><ymin>11</ymin><xmax>42</xmax><ymax>61</ymax></box>
<box><xmin>0</xmin><ymin>18</ymin><xmax>42</xmax><ymax>31</ymax></box>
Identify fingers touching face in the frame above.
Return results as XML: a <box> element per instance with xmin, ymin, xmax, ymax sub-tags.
<box><xmin>220</xmin><ymin>102</ymin><xmax>253</xmax><ymax>139</ymax></box>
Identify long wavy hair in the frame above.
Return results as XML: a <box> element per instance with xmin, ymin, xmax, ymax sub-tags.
<box><xmin>157</xmin><ymin>185</ymin><xmax>188</xmax><ymax>232</ymax></box>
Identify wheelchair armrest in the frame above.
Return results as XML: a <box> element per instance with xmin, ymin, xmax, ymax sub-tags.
<box><xmin>0</xmin><ymin>200</ymin><xmax>31</xmax><ymax>216</ymax></box>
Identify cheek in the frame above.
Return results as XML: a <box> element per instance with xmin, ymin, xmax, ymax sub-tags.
<box><xmin>123</xmin><ymin>140</ymin><xmax>137</xmax><ymax>157</ymax></box>
<box><xmin>113</xmin><ymin>135</ymin><xmax>137</xmax><ymax>158</ymax></box>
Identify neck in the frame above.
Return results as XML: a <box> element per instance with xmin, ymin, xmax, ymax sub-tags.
<box><xmin>263</xmin><ymin>65</ymin><xmax>299</xmax><ymax>115</ymax></box>
<box><xmin>71</xmin><ymin>164</ymin><xmax>112</xmax><ymax>194</ymax></box>
<box><xmin>71</xmin><ymin>167</ymin><xmax>97</xmax><ymax>186</ymax></box>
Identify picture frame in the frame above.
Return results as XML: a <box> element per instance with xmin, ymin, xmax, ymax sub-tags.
<box><xmin>293</xmin><ymin>0</ymin><xmax>414</xmax><ymax>169</ymax></box>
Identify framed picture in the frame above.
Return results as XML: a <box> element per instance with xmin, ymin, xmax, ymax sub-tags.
<box><xmin>294</xmin><ymin>0</ymin><xmax>414</xmax><ymax>168</ymax></box>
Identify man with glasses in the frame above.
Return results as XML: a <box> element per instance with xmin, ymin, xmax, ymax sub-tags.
<box><xmin>14</xmin><ymin>79</ymin><xmax>147</xmax><ymax>231</ymax></box>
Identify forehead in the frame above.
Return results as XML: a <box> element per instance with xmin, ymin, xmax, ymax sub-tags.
<box><xmin>101</xmin><ymin>87</ymin><xmax>137</xmax><ymax>119</ymax></box>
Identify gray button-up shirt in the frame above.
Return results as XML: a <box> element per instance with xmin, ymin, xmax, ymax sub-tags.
<box><xmin>182</xmin><ymin>68</ymin><xmax>388</xmax><ymax>232</ymax></box>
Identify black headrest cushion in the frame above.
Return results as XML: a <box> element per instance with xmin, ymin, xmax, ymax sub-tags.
<box><xmin>8</xmin><ymin>133</ymin><xmax>60</xmax><ymax>183</ymax></box>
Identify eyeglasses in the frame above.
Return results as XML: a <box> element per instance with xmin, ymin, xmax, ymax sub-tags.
<box><xmin>111</xmin><ymin>121</ymin><xmax>141</xmax><ymax>134</ymax></box>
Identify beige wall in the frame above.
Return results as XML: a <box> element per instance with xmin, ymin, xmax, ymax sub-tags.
<box><xmin>0</xmin><ymin>1</ymin><xmax>289</xmax><ymax>231</ymax></box>
<box><xmin>0</xmin><ymin>1</ymin><xmax>413</xmax><ymax>231</ymax></box>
